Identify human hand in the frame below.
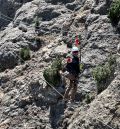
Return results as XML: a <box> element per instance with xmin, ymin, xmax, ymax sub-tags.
<box><xmin>59</xmin><ymin>70</ymin><xmax>63</xmax><ymax>74</ymax></box>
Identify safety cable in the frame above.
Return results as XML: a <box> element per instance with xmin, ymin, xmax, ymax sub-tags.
<box><xmin>0</xmin><ymin>11</ymin><xmax>13</xmax><ymax>20</ymax></box>
<box><xmin>0</xmin><ymin>16</ymin><xmax>12</xmax><ymax>22</ymax></box>
<box><xmin>39</xmin><ymin>77</ymin><xmax>64</xmax><ymax>98</ymax></box>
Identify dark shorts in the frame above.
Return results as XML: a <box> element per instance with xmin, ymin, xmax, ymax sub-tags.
<box><xmin>66</xmin><ymin>73</ymin><xmax>79</xmax><ymax>81</ymax></box>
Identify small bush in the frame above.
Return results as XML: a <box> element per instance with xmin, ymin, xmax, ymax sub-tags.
<box><xmin>35</xmin><ymin>37</ymin><xmax>42</xmax><ymax>46</ymax></box>
<box><xmin>43</xmin><ymin>68</ymin><xmax>61</xmax><ymax>87</ymax></box>
<box><xmin>20</xmin><ymin>47</ymin><xmax>30</xmax><ymax>61</ymax></box>
<box><xmin>34</xmin><ymin>16</ymin><xmax>40</xmax><ymax>29</ymax></box>
<box><xmin>80</xmin><ymin>63</ymin><xmax>84</xmax><ymax>73</ymax></box>
<box><xmin>92</xmin><ymin>55</ymin><xmax>116</xmax><ymax>94</ymax></box>
<box><xmin>85</xmin><ymin>94</ymin><xmax>92</xmax><ymax>104</ymax></box>
<box><xmin>108</xmin><ymin>54</ymin><xmax>116</xmax><ymax>66</ymax></box>
<box><xmin>85</xmin><ymin>93</ymin><xmax>94</xmax><ymax>104</ymax></box>
<box><xmin>51</xmin><ymin>57</ymin><xmax>62</xmax><ymax>70</ymax></box>
<box><xmin>108</xmin><ymin>0</ymin><xmax>120</xmax><ymax>24</ymax></box>
<box><xmin>43</xmin><ymin>57</ymin><xmax>62</xmax><ymax>87</ymax></box>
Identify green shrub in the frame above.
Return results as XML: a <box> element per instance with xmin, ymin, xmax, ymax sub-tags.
<box><xmin>85</xmin><ymin>93</ymin><xmax>95</xmax><ymax>104</ymax></box>
<box><xmin>35</xmin><ymin>37</ymin><xmax>42</xmax><ymax>46</ymax></box>
<box><xmin>108</xmin><ymin>0</ymin><xmax>120</xmax><ymax>24</ymax></box>
<box><xmin>20</xmin><ymin>47</ymin><xmax>30</xmax><ymax>61</ymax></box>
<box><xmin>80</xmin><ymin>63</ymin><xmax>84</xmax><ymax>73</ymax></box>
<box><xmin>43</xmin><ymin>57</ymin><xmax>62</xmax><ymax>87</ymax></box>
<box><xmin>108</xmin><ymin>54</ymin><xmax>116</xmax><ymax>66</ymax></box>
<box><xmin>51</xmin><ymin>57</ymin><xmax>62</xmax><ymax>71</ymax></box>
<box><xmin>34</xmin><ymin>16</ymin><xmax>41</xmax><ymax>29</ymax></box>
<box><xmin>85</xmin><ymin>94</ymin><xmax>92</xmax><ymax>104</ymax></box>
<box><xmin>43</xmin><ymin>68</ymin><xmax>61</xmax><ymax>87</ymax></box>
<box><xmin>92</xmin><ymin>55</ymin><xmax>116</xmax><ymax>94</ymax></box>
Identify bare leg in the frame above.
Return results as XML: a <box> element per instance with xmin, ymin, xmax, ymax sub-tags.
<box><xmin>70</xmin><ymin>81</ymin><xmax>77</xmax><ymax>102</ymax></box>
<box><xmin>64</xmin><ymin>80</ymin><xmax>72</xmax><ymax>100</ymax></box>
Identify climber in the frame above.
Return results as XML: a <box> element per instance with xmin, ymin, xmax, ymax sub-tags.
<box><xmin>60</xmin><ymin>46</ymin><xmax>80</xmax><ymax>103</ymax></box>
<box><xmin>74</xmin><ymin>35</ymin><xmax>80</xmax><ymax>47</ymax></box>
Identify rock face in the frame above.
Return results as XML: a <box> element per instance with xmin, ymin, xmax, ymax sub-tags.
<box><xmin>45</xmin><ymin>0</ymin><xmax>75</xmax><ymax>4</ymax></box>
<box><xmin>0</xmin><ymin>0</ymin><xmax>120</xmax><ymax>129</ymax></box>
<box><xmin>67</xmin><ymin>75</ymin><xmax>120</xmax><ymax>129</ymax></box>
<box><xmin>0</xmin><ymin>0</ymin><xmax>33</xmax><ymax>29</ymax></box>
<box><xmin>0</xmin><ymin>50</ymin><xmax>18</xmax><ymax>70</ymax></box>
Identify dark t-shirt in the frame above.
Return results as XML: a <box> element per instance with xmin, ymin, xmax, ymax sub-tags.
<box><xmin>66</xmin><ymin>56</ymin><xmax>80</xmax><ymax>75</ymax></box>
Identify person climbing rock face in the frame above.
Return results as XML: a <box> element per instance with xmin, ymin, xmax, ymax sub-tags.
<box><xmin>61</xmin><ymin>46</ymin><xmax>80</xmax><ymax>103</ymax></box>
<box><xmin>75</xmin><ymin>35</ymin><xmax>80</xmax><ymax>47</ymax></box>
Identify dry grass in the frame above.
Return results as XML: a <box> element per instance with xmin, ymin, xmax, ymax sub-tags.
<box><xmin>36</xmin><ymin>34</ymin><xmax>56</xmax><ymax>43</ymax></box>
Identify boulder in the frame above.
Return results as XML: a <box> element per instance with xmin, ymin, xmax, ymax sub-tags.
<box><xmin>66</xmin><ymin>2</ymin><xmax>78</xmax><ymax>11</ymax></box>
<box><xmin>0</xmin><ymin>50</ymin><xmax>18</xmax><ymax>70</ymax></box>
<box><xmin>91</xmin><ymin>0</ymin><xmax>112</xmax><ymax>15</ymax></box>
<box><xmin>37</xmin><ymin>7</ymin><xmax>61</xmax><ymax>21</ymax></box>
<box><xmin>18</xmin><ymin>22</ymin><xmax>27</xmax><ymax>32</ymax></box>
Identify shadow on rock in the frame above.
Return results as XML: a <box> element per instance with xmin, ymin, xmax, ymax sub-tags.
<box><xmin>49</xmin><ymin>100</ymin><xmax>66</xmax><ymax>129</ymax></box>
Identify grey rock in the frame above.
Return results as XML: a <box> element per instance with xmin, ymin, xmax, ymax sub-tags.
<box><xmin>45</xmin><ymin>0</ymin><xmax>75</xmax><ymax>4</ymax></box>
<box><xmin>29</xmin><ymin>80</ymin><xmax>42</xmax><ymax>98</ymax></box>
<box><xmin>91</xmin><ymin>0</ymin><xmax>112</xmax><ymax>15</ymax></box>
<box><xmin>85</xmin><ymin>14</ymin><xmax>100</xmax><ymax>27</ymax></box>
<box><xmin>82</xmin><ymin>0</ymin><xmax>94</xmax><ymax>11</ymax></box>
<box><xmin>50</xmin><ymin>44</ymin><xmax>68</xmax><ymax>58</ymax></box>
<box><xmin>29</xmin><ymin>37</ymin><xmax>44</xmax><ymax>51</ymax></box>
<box><xmin>0</xmin><ymin>50</ymin><xmax>18</xmax><ymax>70</ymax></box>
<box><xmin>92</xmin><ymin>3</ymin><xmax>108</xmax><ymax>15</ymax></box>
<box><xmin>18</xmin><ymin>96</ymin><xmax>32</xmax><ymax>108</ymax></box>
<box><xmin>66</xmin><ymin>2</ymin><xmax>78</xmax><ymax>11</ymax></box>
<box><xmin>37</xmin><ymin>7</ymin><xmax>61</xmax><ymax>21</ymax></box>
<box><xmin>74</xmin><ymin>10</ymin><xmax>90</xmax><ymax>26</ymax></box>
<box><xmin>13</xmin><ymin>2</ymin><xmax>38</xmax><ymax>27</ymax></box>
<box><xmin>1</xmin><ymin>94</ymin><xmax>11</xmax><ymax>106</ymax></box>
<box><xmin>9</xmin><ymin>111</ymin><xmax>19</xmax><ymax>117</ymax></box>
<box><xmin>18</xmin><ymin>22</ymin><xmax>27</xmax><ymax>32</ymax></box>
<box><xmin>0</xmin><ymin>0</ymin><xmax>33</xmax><ymax>29</ymax></box>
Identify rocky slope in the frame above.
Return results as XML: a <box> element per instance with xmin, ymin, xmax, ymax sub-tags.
<box><xmin>0</xmin><ymin>0</ymin><xmax>120</xmax><ymax>129</ymax></box>
<box><xmin>63</xmin><ymin>74</ymin><xmax>120</xmax><ymax>129</ymax></box>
